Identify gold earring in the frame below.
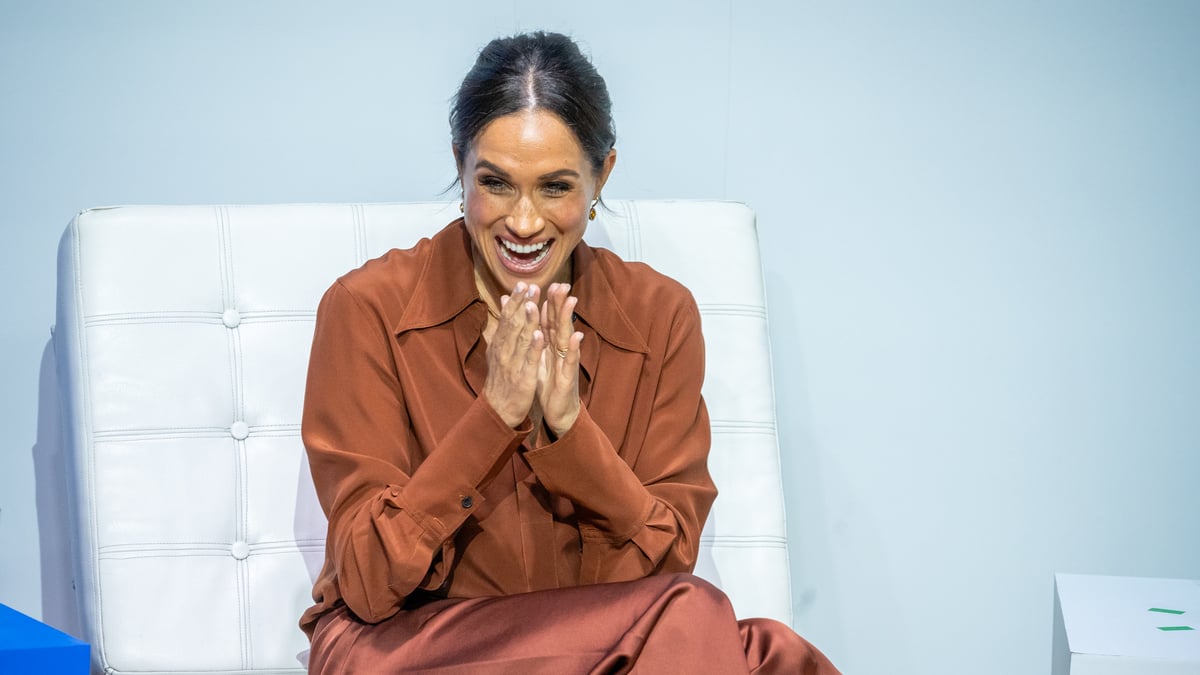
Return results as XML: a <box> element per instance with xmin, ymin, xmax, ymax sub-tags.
<box><xmin>459</xmin><ymin>201</ymin><xmax>464</xmax><ymax>213</ymax></box>
<box><xmin>589</xmin><ymin>198</ymin><xmax>598</xmax><ymax>221</ymax></box>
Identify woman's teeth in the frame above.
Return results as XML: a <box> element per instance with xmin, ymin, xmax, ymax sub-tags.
<box><xmin>500</xmin><ymin>238</ymin><xmax>550</xmax><ymax>264</ymax></box>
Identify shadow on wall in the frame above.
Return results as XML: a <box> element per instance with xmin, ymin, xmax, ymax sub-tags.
<box><xmin>765</xmin><ymin>267</ymin><xmax>916</xmax><ymax>673</ymax></box>
<box><xmin>34</xmin><ymin>336</ymin><xmax>84</xmax><ymax>639</ymax></box>
<box><xmin>763</xmin><ymin>270</ymin><xmax>846</xmax><ymax>651</ymax></box>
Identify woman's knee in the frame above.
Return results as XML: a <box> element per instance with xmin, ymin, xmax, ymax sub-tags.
<box><xmin>660</xmin><ymin>572</ymin><xmax>736</xmax><ymax>614</ymax></box>
<box><xmin>740</xmin><ymin>618</ymin><xmax>839</xmax><ymax>675</ymax></box>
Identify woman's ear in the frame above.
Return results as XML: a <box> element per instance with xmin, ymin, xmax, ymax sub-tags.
<box><xmin>594</xmin><ymin>148</ymin><xmax>617</xmax><ymax>196</ymax></box>
<box><xmin>452</xmin><ymin>146</ymin><xmax>466</xmax><ymax>196</ymax></box>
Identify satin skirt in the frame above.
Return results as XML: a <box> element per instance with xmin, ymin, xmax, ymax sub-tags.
<box><xmin>309</xmin><ymin>573</ymin><xmax>839</xmax><ymax>674</ymax></box>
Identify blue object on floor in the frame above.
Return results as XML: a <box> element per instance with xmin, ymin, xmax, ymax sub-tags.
<box><xmin>0</xmin><ymin>603</ymin><xmax>89</xmax><ymax>674</ymax></box>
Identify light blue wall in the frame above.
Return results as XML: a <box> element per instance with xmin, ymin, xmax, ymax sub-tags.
<box><xmin>2</xmin><ymin>2</ymin><xmax>1197</xmax><ymax>673</ymax></box>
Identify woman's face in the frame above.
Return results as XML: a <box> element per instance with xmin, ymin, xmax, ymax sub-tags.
<box><xmin>459</xmin><ymin>109</ymin><xmax>615</xmax><ymax>297</ymax></box>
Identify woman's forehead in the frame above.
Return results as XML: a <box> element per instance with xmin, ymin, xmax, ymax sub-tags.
<box><xmin>467</xmin><ymin>110</ymin><xmax>590</xmax><ymax>175</ymax></box>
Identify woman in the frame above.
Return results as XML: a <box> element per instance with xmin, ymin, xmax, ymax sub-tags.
<box><xmin>301</xmin><ymin>32</ymin><xmax>839</xmax><ymax>674</ymax></box>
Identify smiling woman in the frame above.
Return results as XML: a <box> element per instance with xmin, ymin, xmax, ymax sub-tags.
<box><xmin>461</xmin><ymin>108</ymin><xmax>602</xmax><ymax>434</ymax></box>
<box><xmin>460</xmin><ymin>108</ymin><xmax>609</xmax><ymax>305</ymax></box>
<box><xmin>299</xmin><ymin>31</ymin><xmax>839</xmax><ymax>674</ymax></box>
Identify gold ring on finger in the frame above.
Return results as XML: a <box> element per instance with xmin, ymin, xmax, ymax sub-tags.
<box><xmin>555</xmin><ymin>346</ymin><xmax>568</xmax><ymax>359</ymax></box>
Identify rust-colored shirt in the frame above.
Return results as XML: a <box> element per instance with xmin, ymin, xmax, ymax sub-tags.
<box><xmin>300</xmin><ymin>220</ymin><xmax>715</xmax><ymax>638</ymax></box>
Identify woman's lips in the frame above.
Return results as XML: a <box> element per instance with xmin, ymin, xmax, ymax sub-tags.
<box><xmin>495</xmin><ymin>236</ymin><xmax>553</xmax><ymax>275</ymax></box>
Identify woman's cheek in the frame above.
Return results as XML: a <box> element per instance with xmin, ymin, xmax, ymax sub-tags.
<box><xmin>545</xmin><ymin>198</ymin><xmax>588</xmax><ymax>229</ymax></box>
<box><xmin>465</xmin><ymin>188</ymin><xmax>489</xmax><ymax>221</ymax></box>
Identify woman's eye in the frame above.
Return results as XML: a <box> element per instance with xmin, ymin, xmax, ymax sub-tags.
<box><xmin>543</xmin><ymin>182</ymin><xmax>571</xmax><ymax>195</ymax></box>
<box><xmin>480</xmin><ymin>177</ymin><xmax>509</xmax><ymax>193</ymax></box>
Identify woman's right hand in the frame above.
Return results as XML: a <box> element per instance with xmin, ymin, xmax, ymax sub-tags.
<box><xmin>483</xmin><ymin>282</ymin><xmax>545</xmax><ymax>427</ymax></box>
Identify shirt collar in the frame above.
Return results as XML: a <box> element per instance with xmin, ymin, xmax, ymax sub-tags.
<box><xmin>393</xmin><ymin>219</ymin><xmax>649</xmax><ymax>358</ymax></box>
<box><xmin>569</xmin><ymin>239</ymin><xmax>650</xmax><ymax>355</ymax></box>
<box><xmin>391</xmin><ymin>220</ymin><xmax>479</xmax><ymax>336</ymax></box>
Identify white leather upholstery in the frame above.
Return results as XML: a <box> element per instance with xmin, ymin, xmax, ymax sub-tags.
<box><xmin>55</xmin><ymin>200</ymin><xmax>791</xmax><ymax>674</ymax></box>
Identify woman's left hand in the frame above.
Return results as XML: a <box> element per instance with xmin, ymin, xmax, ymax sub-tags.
<box><xmin>537</xmin><ymin>282</ymin><xmax>584</xmax><ymax>438</ymax></box>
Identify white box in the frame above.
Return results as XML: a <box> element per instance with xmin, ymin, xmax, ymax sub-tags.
<box><xmin>1053</xmin><ymin>573</ymin><xmax>1200</xmax><ymax>675</ymax></box>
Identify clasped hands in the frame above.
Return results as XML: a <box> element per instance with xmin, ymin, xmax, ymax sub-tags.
<box><xmin>483</xmin><ymin>282</ymin><xmax>583</xmax><ymax>438</ymax></box>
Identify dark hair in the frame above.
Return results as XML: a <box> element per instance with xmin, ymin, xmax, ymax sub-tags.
<box><xmin>451</xmin><ymin>32</ymin><xmax>616</xmax><ymax>176</ymax></box>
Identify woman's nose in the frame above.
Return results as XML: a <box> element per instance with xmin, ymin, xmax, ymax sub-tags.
<box><xmin>506</xmin><ymin>198</ymin><xmax>544</xmax><ymax>238</ymax></box>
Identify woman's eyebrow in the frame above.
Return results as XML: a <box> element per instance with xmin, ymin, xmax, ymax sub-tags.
<box><xmin>539</xmin><ymin>168</ymin><xmax>580</xmax><ymax>180</ymax></box>
<box><xmin>474</xmin><ymin>159</ymin><xmax>510</xmax><ymax>177</ymax></box>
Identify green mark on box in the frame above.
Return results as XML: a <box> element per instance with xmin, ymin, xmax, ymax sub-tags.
<box><xmin>1149</xmin><ymin>608</ymin><xmax>1186</xmax><ymax>615</ymax></box>
<box><xmin>1157</xmin><ymin>626</ymin><xmax>1194</xmax><ymax>632</ymax></box>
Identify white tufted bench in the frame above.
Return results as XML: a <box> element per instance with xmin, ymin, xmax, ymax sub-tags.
<box><xmin>54</xmin><ymin>200</ymin><xmax>791</xmax><ymax>674</ymax></box>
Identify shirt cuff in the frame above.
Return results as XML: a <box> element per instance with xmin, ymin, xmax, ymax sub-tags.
<box><xmin>523</xmin><ymin>406</ymin><xmax>653</xmax><ymax>541</ymax></box>
<box><xmin>399</xmin><ymin>396</ymin><xmax>531</xmax><ymax>539</ymax></box>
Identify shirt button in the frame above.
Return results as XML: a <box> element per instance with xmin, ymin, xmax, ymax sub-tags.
<box><xmin>460</xmin><ymin>496</ymin><xmax>473</xmax><ymax>509</ymax></box>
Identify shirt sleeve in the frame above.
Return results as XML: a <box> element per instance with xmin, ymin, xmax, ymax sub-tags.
<box><xmin>303</xmin><ymin>280</ymin><xmax>531</xmax><ymax>623</ymax></box>
<box><xmin>522</xmin><ymin>297</ymin><xmax>715</xmax><ymax>584</ymax></box>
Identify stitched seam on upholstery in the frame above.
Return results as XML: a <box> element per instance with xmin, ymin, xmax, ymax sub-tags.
<box><xmin>234</xmin><ymin>372</ymin><xmax>251</xmax><ymax>668</ymax></box>
<box><xmin>99</xmin><ymin>541</ymin><xmax>325</xmax><ymax>554</ymax></box>
<box><xmin>626</xmin><ymin>201</ymin><xmax>641</xmax><ymax>261</ymax></box>
<box><xmin>216</xmin><ymin>207</ymin><xmax>232</xmax><ymax>313</ymax></box>
<box><xmin>243</xmin><ymin>427</ymin><xmax>300</xmax><ymax>437</ymax></box>
<box><xmin>696</xmin><ymin>303</ymin><xmax>768</xmax><ymax>318</ymax></box>
<box><xmin>96</xmin><ymin>547</ymin><xmax>327</xmax><ymax>558</ymax></box>
<box><xmin>709</xmin><ymin>421</ymin><xmax>775</xmax><ymax>433</ymax></box>
<box><xmin>92</xmin><ymin>427</ymin><xmax>261</xmax><ymax>439</ymax></box>
<box><xmin>698</xmin><ymin>539</ymin><xmax>787</xmax><ymax>549</ymax></box>
<box><xmin>86</xmin><ymin>311</ymin><xmax>226</xmax><ymax>325</ymax></box>
<box><xmin>228</xmin><ymin>315</ymin><xmax>250</xmax><ymax>666</ymax></box>
<box><xmin>235</xmin><ymin>317</ymin><xmax>316</xmax><ymax>324</ymax></box>
<box><xmin>223</xmin><ymin>206</ymin><xmax>238</xmax><ymax>308</ymax></box>
<box><xmin>244</xmin><ymin>539</ymin><xmax>325</xmax><ymax>550</ymax></box>
<box><xmin>217</xmin><ymin>205</ymin><xmax>252</xmax><ymax>669</ymax></box>
<box><xmin>84</xmin><ymin>311</ymin><xmax>316</xmax><ymax>326</ymax></box>
<box><xmin>237</xmin><ymin>310</ymin><xmax>316</xmax><ymax>320</ymax></box>
<box><xmin>233</xmin><ymin>333</ymin><xmax>246</xmax><ymax>476</ymax></box>
<box><xmin>236</xmin><ymin>538</ymin><xmax>249</xmax><ymax>668</ymax></box>
<box><xmin>353</xmin><ymin>202</ymin><xmax>368</xmax><ymax>265</ymax></box>
<box><xmin>241</xmin><ymin>317</ymin><xmax>316</xmax><ymax>325</ymax></box>
<box><xmin>91</xmin><ymin>425</ymin><xmax>301</xmax><ymax>440</ymax></box>
<box><xmin>699</xmin><ymin>534</ymin><xmax>787</xmax><ymax>543</ymax></box>
<box><xmin>242</xmin><ymin>537</ymin><xmax>253</xmax><ymax>669</ymax></box>
<box><xmin>233</xmin><ymin>328</ymin><xmax>246</xmax><ymax>427</ymax></box>
<box><xmin>95</xmin><ymin>542</ymin><xmax>252</xmax><ymax>552</ymax></box>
